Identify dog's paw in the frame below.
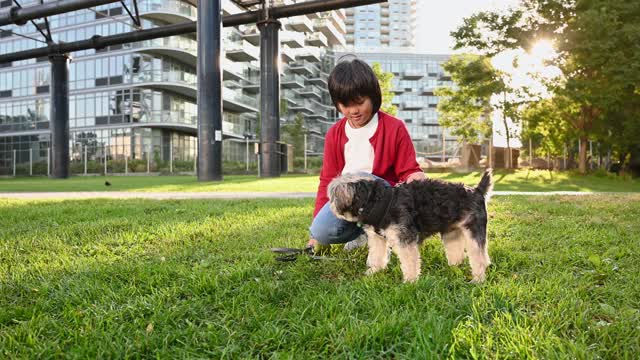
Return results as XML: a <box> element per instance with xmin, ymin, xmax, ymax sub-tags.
<box><xmin>402</xmin><ymin>275</ymin><xmax>419</xmax><ymax>283</ymax></box>
<box><xmin>470</xmin><ymin>272</ymin><xmax>486</xmax><ymax>283</ymax></box>
<box><xmin>365</xmin><ymin>267</ymin><xmax>382</xmax><ymax>276</ymax></box>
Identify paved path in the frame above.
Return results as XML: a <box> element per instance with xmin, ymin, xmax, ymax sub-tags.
<box><xmin>0</xmin><ymin>191</ymin><xmax>634</xmax><ymax>200</ymax></box>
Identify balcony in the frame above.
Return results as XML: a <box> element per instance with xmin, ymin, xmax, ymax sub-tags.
<box><xmin>281</xmin><ymin>47</ymin><xmax>295</xmax><ymax>63</ymax></box>
<box><xmin>139</xmin><ymin>0</ymin><xmax>197</xmax><ymax>22</ymax></box>
<box><xmin>224</xmin><ymin>79</ymin><xmax>243</xmax><ymax>90</ymax></box>
<box><xmin>284</xmin><ymin>16</ymin><xmax>314</xmax><ymax>33</ymax></box>
<box><xmin>306</xmin><ymin>71</ymin><xmax>328</xmax><ymax>87</ymax></box>
<box><xmin>420</xmin><ymin>87</ymin><xmax>435</xmax><ymax>95</ymax></box>
<box><xmin>326</xmin><ymin>13</ymin><xmax>346</xmax><ymax>34</ymax></box>
<box><xmin>296</xmin><ymin>52</ymin><xmax>321</xmax><ymax>63</ymax></box>
<box><xmin>282</xmin><ymin>90</ymin><xmax>300</xmax><ymax>107</ymax></box>
<box><xmin>299</xmin><ymin>86</ymin><xmax>323</xmax><ymax>101</ymax></box>
<box><xmin>133</xmin><ymin>70</ymin><xmax>196</xmax><ymax>99</ymax></box>
<box><xmin>223</xmin><ymin>88</ymin><xmax>258</xmax><ymax>113</ymax></box>
<box><xmin>403</xmin><ymin>101</ymin><xmax>424</xmax><ymax>110</ymax></box>
<box><xmin>281</xmin><ymin>74</ymin><xmax>306</xmax><ymax>89</ymax></box>
<box><xmin>289</xmin><ymin>99</ymin><xmax>315</xmax><ymax>115</ymax></box>
<box><xmin>131</xmin><ymin>35</ymin><xmax>197</xmax><ymax>66</ymax></box>
<box><xmin>393</xmin><ymin>87</ymin><xmax>405</xmax><ymax>95</ymax></box>
<box><xmin>222</xmin><ymin>61</ymin><xmax>246</xmax><ymax>82</ymax></box>
<box><xmin>288</xmin><ymin>61</ymin><xmax>317</xmax><ymax>77</ymax></box>
<box><xmin>305</xmin><ymin>111</ymin><xmax>331</xmax><ymax>122</ymax></box>
<box><xmin>402</xmin><ymin>69</ymin><xmax>424</xmax><ymax>80</ymax></box>
<box><xmin>281</xmin><ymin>31</ymin><xmax>305</xmax><ymax>48</ymax></box>
<box><xmin>242</xmin><ymin>27</ymin><xmax>260</xmax><ymax>46</ymax></box>
<box><xmin>308</xmin><ymin>99</ymin><xmax>334</xmax><ymax>111</ymax></box>
<box><xmin>381</xmin><ymin>26</ymin><xmax>390</xmax><ymax>34</ymax></box>
<box><xmin>225</xmin><ymin>41</ymin><xmax>259</xmax><ymax>62</ymax></box>
<box><xmin>242</xmin><ymin>80</ymin><xmax>259</xmax><ymax>94</ymax></box>
<box><xmin>305</xmin><ymin>33</ymin><xmax>328</xmax><ymax>47</ymax></box>
<box><xmin>313</xmin><ymin>18</ymin><xmax>345</xmax><ymax>47</ymax></box>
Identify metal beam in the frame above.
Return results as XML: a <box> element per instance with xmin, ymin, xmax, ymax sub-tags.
<box><xmin>0</xmin><ymin>0</ymin><xmax>386</xmax><ymax>63</ymax></box>
<box><xmin>0</xmin><ymin>0</ymin><xmax>121</xmax><ymax>26</ymax></box>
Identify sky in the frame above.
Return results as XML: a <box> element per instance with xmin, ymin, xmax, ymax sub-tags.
<box><xmin>414</xmin><ymin>0</ymin><xmax>520</xmax><ymax>54</ymax></box>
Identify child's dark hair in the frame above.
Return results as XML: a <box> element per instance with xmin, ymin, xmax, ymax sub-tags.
<box><xmin>328</xmin><ymin>57</ymin><xmax>382</xmax><ymax>114</ymax></box>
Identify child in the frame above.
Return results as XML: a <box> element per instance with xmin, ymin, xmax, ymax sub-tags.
<box><xmin>308</xmin><ymin>57</ymin><xmax>425</xmax><ymax>250</ymax></box>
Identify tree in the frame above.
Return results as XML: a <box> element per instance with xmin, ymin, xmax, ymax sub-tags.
<box><xmin>282</xmin><ymin>112</ymin><xmax>305</xmax><ymax>158</ymax></box>
<box><xmin>600</xmin><ymin>86</ymin><xmax>640</xmax><ymax>169</ymax></box>
<box><xmin>372</xmin><ymin>62</ymin><xmax>397</xmax><ymax>116</ymax></box>
<box><xmin>520</xmin><ymin>97</ymin><xmax>573</xmax><ymax>160</ymax></box>
<box><xmin>435</xmin><ymin>54</ymin><xmax>504</xmax><ymax>168</ymax></box>
<box><xmin>452</xmin><ymin>0</ymin><xmax>640</xmax><ymax>174</ymax></box>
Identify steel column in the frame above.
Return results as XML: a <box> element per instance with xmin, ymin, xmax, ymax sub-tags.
<box><xmin>49</xmin><ymin>54</ymin><xmax>70</xmax><ymax>179</ymax></box>
<box><xmin>197</xmin><ymin>0</ymin><xmax>223</xmax><ymax>181</ymax></box>
<box><xmin>258</xmin><ymin>19</ymin><xmax>281</xmax><ymax>178</ymax></box>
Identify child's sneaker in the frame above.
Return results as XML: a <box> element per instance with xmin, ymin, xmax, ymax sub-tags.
<box><xmin>343</xmin><ymin>233</ymin><xmax>368</xmax><ymax>252</ymax></box>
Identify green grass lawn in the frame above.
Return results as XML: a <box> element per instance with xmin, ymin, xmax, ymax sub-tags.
<box><xmin>1</xmin><ymin>195</ymin><xmax>639</xmax><ymax>357</ymax></box>
<box><xmin>0</xmin><ymin>169</ymin><xmax>639</xmax><ymax>193</ymax></box>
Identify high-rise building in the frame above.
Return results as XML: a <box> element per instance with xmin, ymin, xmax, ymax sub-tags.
<box><xmin>341</xmin><ymin>1</ymin><xmax>465</xmax><ymax>161</ymax></box>
<box><xmin>344</xmin><ymin>0</ymin><xmax>416</xmax><ymax>49</ymax></box>
<box><xmin>0</xmin><ymin>0</ymin><xmax>344</xmax><ymax>175</ymax></box>
<box><xmin>335</xmin><ymin>49</ymin><xmax>459</xmax><ymax>161</ymax></box>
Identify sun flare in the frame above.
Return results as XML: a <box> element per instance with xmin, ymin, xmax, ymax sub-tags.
<box><xmin>529</xmin><ymin>39</ymin><xmax>556</xmax><ymax>64</ymax></box>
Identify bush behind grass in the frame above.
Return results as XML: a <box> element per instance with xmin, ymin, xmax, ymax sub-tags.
<box><xmin>1</xmin><ymin>195</ymin><xmax>639</xmax><ymax>358</ymax></box>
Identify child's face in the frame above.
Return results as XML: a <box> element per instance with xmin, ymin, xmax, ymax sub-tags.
<box><xmin>337</xmin><ymin>97</ymin><xmax>374</xmax><ymax>129</ymax></box>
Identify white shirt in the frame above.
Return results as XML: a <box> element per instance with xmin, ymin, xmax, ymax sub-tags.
<box><xmin>342</xmin><ymin>112</ymin><xmax>379</xmax><ymax>175</ymax></box>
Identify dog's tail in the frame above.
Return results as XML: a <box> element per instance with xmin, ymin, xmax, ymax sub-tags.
<box><xmin>476</xmin><ymin>168</ymin><xmax>493</xmax><ymax>198</ymax></box>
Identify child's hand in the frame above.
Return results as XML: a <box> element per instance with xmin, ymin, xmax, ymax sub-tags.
<box><xmin>405</xmin><ymin>172</ymin><xmax>426</xmax><ymax>183</ymax></box>
<box><xmin>306</xmin><ymin>238</ymin><xmax>318</xmax><ymax>249</ymax></box>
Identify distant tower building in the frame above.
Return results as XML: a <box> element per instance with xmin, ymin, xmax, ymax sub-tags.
<box><xmin>345</xmin><ymin>0</ymin><xmax>416</xmax><ymax>49</ymax></box>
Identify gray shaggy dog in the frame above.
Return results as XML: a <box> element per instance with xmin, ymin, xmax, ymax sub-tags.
<box><xmin>328</xmin><ymin>169</ymin><xmax>493</xmax><ymax>283</ymax></box>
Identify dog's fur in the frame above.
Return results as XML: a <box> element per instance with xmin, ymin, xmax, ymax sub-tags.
<box><xmin>328</xmin><ymin>170</ymin><xmax>493</xmax><ymax>283</ymax></box>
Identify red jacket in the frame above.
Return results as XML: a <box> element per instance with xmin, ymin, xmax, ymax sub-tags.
<box><xmin>313</xmin><ymin>111</ymin><xmax>422</xmax><ymax>217</ymax></box>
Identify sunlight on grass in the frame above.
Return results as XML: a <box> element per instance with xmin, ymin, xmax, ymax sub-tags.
<box><xmin>0</xmin><ymin>169</ymin><xmax>638</xmax><ymax>193</ymax></box>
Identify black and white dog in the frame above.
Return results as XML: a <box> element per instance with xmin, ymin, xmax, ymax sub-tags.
<box><xmin>328</xmin><ymin>169</ymin><xmax>493</xmax><ymax>283</ymax></box>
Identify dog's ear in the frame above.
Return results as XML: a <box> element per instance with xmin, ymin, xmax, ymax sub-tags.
<box><xmin>349</xmin><ymin>179</ymin><xmax>377</xmax><ymax>213</ymax></box>
<box><xmin>328</xmin><ymin>178</ymin><xmax>354</xmax><ymax>213</ymax></box>
<box><xmin>353</xmin><ymin>180</ymin><xmax>373</xmax><ymax>203</ymax></box>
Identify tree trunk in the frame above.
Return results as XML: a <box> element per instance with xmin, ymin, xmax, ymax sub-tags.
<box><xmin>502</xmin><ymin>92</ymin><xmax>511</xmax><ymax>169</ymax></box>
<box><xmin>578</xmin><ymin>136</ymin><xmax>588</xmax><ymax>174</ymax></box>
<box><xmin>488</xmin><ymin>138</ymin><xmax>493</xmax><ymax>169</ymax></box>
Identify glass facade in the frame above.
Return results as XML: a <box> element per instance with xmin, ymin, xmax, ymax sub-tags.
<box><xmin>335</xmin><ymin>50</ymin><xmax>460</xmax><ymax>160</ymax></box>
<box><xmin>0</xmin><ymin>0</ymin><xmax>344</xmax><ymax>175</ymax></box>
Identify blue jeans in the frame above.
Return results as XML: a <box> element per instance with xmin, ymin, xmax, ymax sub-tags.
<box><xmin>309</xmin><ymin>173</ymin><xmax>390</xmax><ymax>245</ymax></box>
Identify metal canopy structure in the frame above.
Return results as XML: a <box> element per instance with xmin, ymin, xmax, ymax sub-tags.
<box><xmin>0</xmin><ymin>0</ymin><xmax>121</xmax><ymax>26</ymax></box>
<box><xmin>0</xmin><ymin>0</ymin><xmax>386</xmax><ymax>180</ymax></box>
